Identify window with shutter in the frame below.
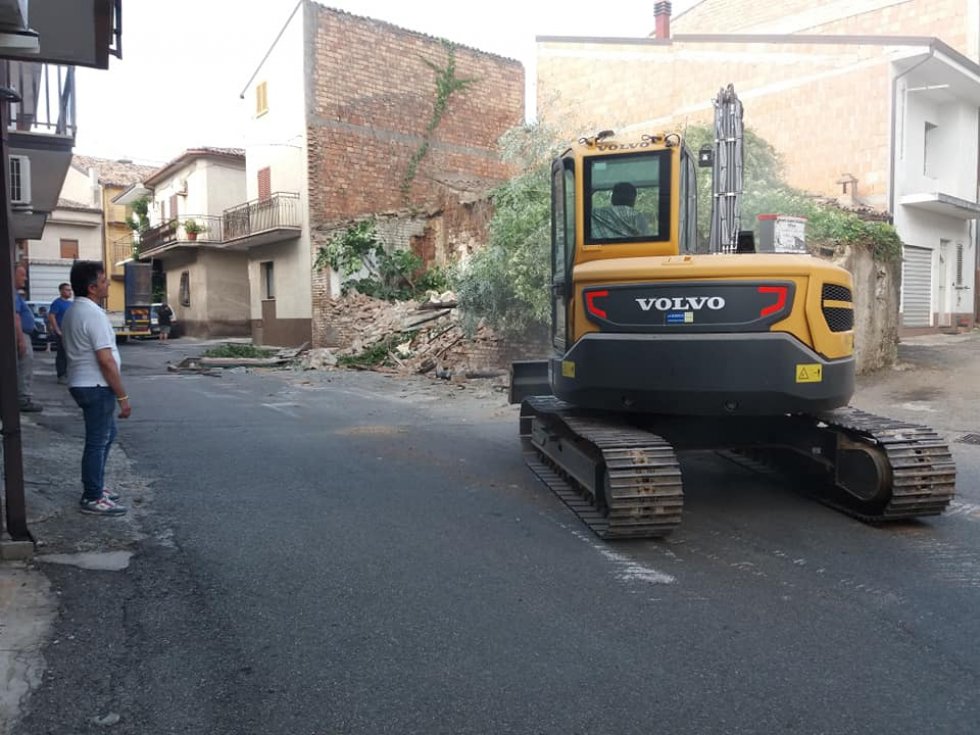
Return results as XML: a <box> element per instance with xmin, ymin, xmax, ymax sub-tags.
<box><xmin>258</xmin><ymin>167</ymin><xmax>271</xmax><ymax>201</ymax></box>
<box><xmin>180</xmin><ymin>271</ymin><xmax>191</xmax><ymax>306</ymax></box>
<box><xmin>955</xmin><ymin>243</ymin><xmax>964</xmax><ymax>286</ymax></box>
<box><xmin>256</xmin><ymin>81</ymin><xmax>268</xmax><ymax>116</ymax></box>
<box><xmin>60</xmin><ymin>239</ymin><xmax>79</xmax><ymax>259</ymax></box>
<box><xmin>169</xmin><ymin>194</ymin><xmax>179</xmax><ymax>221</ymax></box>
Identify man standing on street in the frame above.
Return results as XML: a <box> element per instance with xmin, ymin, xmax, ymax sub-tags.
<box><xmin>62</xmin><ymin>261</ymin><xmax>130</xmax><ymax>516</ymax></box>
<box><xmin>47</xmin><ymin>281</ymin><xmax>73</xmax><ymax>384</ymax></box>
<box><xmin>13</xmin><ymin>263</ymin><xmax>42</xmax><ymax>412</ymax></box>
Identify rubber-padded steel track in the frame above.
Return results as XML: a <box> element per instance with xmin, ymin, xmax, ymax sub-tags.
<box><xmin>521</xmin><ymin>396</ymin><xmax>683</xmax><ymax>538</ymax></box>
<box><xmin>817</xmin><ymin>406</ymin><xmax>956</xmax><ymax>521</ymax></box>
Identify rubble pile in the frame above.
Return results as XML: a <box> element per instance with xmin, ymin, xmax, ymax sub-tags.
<box><xmin>315</xmin><ymin>290</ymin><xmax>509</xmax><ymax>379</ymax></box>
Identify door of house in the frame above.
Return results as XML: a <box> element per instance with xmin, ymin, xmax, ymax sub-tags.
<box><xmin>937</xmin><ymin>239</ymin><xmax>951</xmax><ymax>327</ymax></box>
<box><xmin>901</xmin><ymin>244</ymin><xmax>932</xmax><ymax>327</ymax></box>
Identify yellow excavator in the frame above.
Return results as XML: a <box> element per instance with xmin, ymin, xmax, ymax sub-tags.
<box><xmin>510</xmin><ymin>86</ymin><xmax>955</xmax><ymax>539</ymax></box>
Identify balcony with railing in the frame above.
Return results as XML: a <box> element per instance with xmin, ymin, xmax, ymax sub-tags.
<box><xmin>4</xmin><ymin>60</ymin><xmax>77</xmax><ymax>239</ymax></box>
<box><xmin>220</xmin><ymin>192</ymin><xmax>301</xmax><ymax>249</ymax></box>
<box><xmin>138</xmin><ymin>214</ymin><xmax>224</xmax><ymax>258</ymax></box>
<box><xmin>221</xmin><ymin>192</ymin><xmax>301</xmax><ymax>250</ymax></box>
<box><xmin>111</xmin><ymin>235</ymin><xmax>138</xmax><ymax>269</ymax></box>
<box><xmin>133</xmin><ymin>193</ymin><xmax>301</xmax><ymax>259</ymax></box>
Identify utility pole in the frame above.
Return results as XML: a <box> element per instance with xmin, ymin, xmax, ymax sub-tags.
<box><xmin>0</xmin><ymin>67</ymin><xmax>32</xmax><ymax>545</ymax></box>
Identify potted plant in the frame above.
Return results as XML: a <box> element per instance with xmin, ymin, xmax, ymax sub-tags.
<box><xmin>183</xmin><ymin>219</ymin><xmax>206</xmax><ymax>241</ymax></box>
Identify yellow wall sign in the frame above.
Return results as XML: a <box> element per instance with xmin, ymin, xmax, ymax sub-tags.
<box><xmin>796</xmin><ymin>364</ymin><xmax>823</xmax><ymax>383</ymax></box>
<box><xmin>561</xmin><ymin>360</ymin><xmax>576</xmax><ymax>378</ymax></box>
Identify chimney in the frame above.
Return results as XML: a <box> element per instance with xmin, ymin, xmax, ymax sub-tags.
<box><xmin>654</xmin><ymin>1</ymin><xmax>672</xmax><ymax>40</ymax></box>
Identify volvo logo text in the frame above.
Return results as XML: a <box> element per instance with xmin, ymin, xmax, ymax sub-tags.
<box><xmin>635</xmin><ymin>296</ymin><xmax>726</xmax><ymax>311</ymax></box>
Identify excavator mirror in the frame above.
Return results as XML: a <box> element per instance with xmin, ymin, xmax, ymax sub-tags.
<box><xmin>698</xmin><ymin>144</ymin><xmax>713</xmax><ymax>168</ymax></box>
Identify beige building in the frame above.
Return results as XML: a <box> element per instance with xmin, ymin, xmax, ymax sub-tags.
<box><xmin>114</xmin><ymin>148</ymin><xmax>252</xmax><ymax>338</ymax></box>
<box><xmin>70</xmin><ymin>155</ymin><xmax>160</xmax><ymax>312</ymax></box>
<box><xmin>537</xmin><ymin>0</ymin><xmax>980</xmax><ymax>331</ymax></box>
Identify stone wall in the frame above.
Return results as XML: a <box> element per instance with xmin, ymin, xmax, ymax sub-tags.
<box><xmin>826</xmin><ymin>244</ymin><xmax>900</xmax><ymax>373</ymax></box>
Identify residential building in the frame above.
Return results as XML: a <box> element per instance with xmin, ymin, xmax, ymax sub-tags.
<box><xmin>108</xmin><ymin>4</ymin><xmax>523</xmax><ymax>347</ymax></box>
<box><xmin>236</xmin><ymin>1</ymin><xmax>524</xmax><ymax>347</ymax></box>
<box><xmin>535</xmin><ymin>0</ymin><xmax>980</xmax><ymax>331</ymax></box>
<box><xmin>1</xmin><ymin>0</ymin><xmax>123</xmax><ymax>541</ymax></box>
<box><xmin>23</xmin><ymin>192</ymin><xmax>102</xmax><ymax>302</ymax></box>
<box><xmin>115</xmin><ymin>148</ymin><xmax>252</xmax><ymax>337</ymax></box>
<box><xmin>70</xmin><ymin>155</ymin><xmax>158</xmax><ymax>312</ymax></box>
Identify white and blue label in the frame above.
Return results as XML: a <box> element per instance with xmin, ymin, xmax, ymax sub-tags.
<box><xmin>666</xmin><ymin>312</ymin><xmax>694</xmax><ymax>325</ymax></box>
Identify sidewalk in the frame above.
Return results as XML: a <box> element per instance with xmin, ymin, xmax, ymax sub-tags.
<box><xmin>0</xmin><ymin>348</ymin><xmax>151</xmax><ymax>734</ymax></box>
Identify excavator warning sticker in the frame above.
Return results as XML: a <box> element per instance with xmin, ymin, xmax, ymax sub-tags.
<box><xmin>562</xmin><ymin>360</ymin><xmax>576</xmax><ymax>378</ymax></box>
<box><xmin>795</xmin><ymin>364</ymin><xmax>823</xmax><ymax>383</ymax></box>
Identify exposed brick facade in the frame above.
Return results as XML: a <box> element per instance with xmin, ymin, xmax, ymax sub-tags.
<box><xmin>306</xmin><ymin>5</ymin><xmax>523</xmax><ymax>223</ymax></box>
<box><xmin>304</xmin><ymin>5</ymin><xmax>524</xmax><ymax>348</ymax></box>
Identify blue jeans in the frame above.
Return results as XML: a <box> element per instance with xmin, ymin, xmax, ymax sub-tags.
<box><xmin>69</xmin><ymin>386</ymin><xmax>118</xmax><ymax>502</ymax></box>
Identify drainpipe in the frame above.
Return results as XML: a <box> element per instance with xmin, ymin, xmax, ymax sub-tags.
<box><xmin>975</xmin><ymin>107</ymin><xmax>980</xmax><ymax>324</ymax></box>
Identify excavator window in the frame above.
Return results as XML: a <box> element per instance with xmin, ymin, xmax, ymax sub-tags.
<box><xmin>585</xmin><ymin>151</ymin><xmax>670</xmax><ymax>244</ymax></box>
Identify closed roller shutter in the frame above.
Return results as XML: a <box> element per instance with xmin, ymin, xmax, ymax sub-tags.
<box><xmin>901</xmin><ymin>245</ymin><xmax>932</xmax><ymax>327</ymax></box>
<box><xmin>28</xmin><ymin>262</ymin><xmax>72</xmax><ymax>304</ymax></box>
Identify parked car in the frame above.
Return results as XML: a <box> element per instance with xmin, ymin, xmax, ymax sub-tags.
<box><xmin>25</xmin><ymin>301</ymin><xmax>52</xmax><ymax>350</ymax></box>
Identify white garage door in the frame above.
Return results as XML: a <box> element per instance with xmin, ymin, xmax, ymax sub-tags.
<box><xmin>901</xmin><ymin>245</ymin><xmax>932</xmax><ymax>327</ymax></box>
<box><xmin>28</xmin><ymin>262</ymin><xmax>72</xmax><ymax>304</ymax></box>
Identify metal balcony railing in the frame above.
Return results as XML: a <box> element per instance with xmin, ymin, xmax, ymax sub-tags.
<box><xmin>134</xmin><ymin>195</ymin><xmax>300</xmax><ymax>256</ymax></box>
<box><xmin>222</xmin><ymin>192</ymin><xmax>300</xmax><ymax>242</ymax></box>
<box><xmin>3</xmin><ymin>61</ymin><xmax>76</xmax><ymax>137</ymax></box>
<box><xmin>138</xmin><ymin>214</ymin><xmax>223</xmax><ymax>256</ymax></box>
<box><xmin>111</xmin><ymin>235</ymin><xmax>138</xmax><ymax>268</ymax></box>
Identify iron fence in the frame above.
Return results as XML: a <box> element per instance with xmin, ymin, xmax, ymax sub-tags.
<box><xmin>222</xmin><ymin>192</ymin><xmax>300</xmax><ymax>242</ymax></box>
<box><xmin>138</xmin><ymin>214</ymin><xmax>223</xmax><ymax>256</ymax></box>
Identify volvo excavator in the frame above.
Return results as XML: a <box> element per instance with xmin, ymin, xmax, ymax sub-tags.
<box><xmin>510</xmin><ymin>86</ymin><xmax>956</xmax><ymax>539</ymax></box>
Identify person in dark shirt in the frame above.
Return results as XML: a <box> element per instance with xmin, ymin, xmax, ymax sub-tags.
<box><xmin>156</xmin><ymin>302</ymin><xmax>175</xmax><ymax>342</ymax></box>
<box><xmin>48</xmin><ymin>282</ymin><xmax>73</xmax><ymax>384</ymax></box>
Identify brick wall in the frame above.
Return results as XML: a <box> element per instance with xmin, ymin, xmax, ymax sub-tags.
<box><xmin>309</xmin><ymin>196</ymin><xmax>494</xmax><ymax>349</ymax></box>
<box><xmin>674</xmin><ymin>0</ymin><xmax>971</xmax><ymax>58</ymax></box>
<box><xmin>307</xmin><ymin>5</ymin><xmax>524</xmax><ymax>225</ymax></box>
<box><xmin>305</xmin><ymin>6</ymin><xmax>524</xmax><ymax>350</ymax></box>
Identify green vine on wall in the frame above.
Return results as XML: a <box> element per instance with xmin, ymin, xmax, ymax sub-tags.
<box><xmin>400</xmin><ymin>41</ymin><xmax>477</xmax><ymax>203</ymax></box>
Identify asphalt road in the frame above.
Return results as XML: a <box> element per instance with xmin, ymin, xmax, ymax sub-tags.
<box><xmin>13</xmin><ymin>338</ymin><xmax>980</xmax><ymax>735</ymax></box>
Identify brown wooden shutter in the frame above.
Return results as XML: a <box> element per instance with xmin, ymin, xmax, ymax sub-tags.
<box><xmin>170</xmin><ymin>194</ymin><xmax>179</xmax><ymax>221</ymax></box>
<box><xmin>59</xmin><ymin>239</ymin><xmax>79</xmax><ymax>259</ymax></box>
<box><xmin>258</xmin><ymin>167</ymin><xmax>271</xmax><ymax>200</ymax></box>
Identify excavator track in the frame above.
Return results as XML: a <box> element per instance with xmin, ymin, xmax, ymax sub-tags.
<box><xmin>521</xmin><ymin>396</ymin><xmax>683</xmax><ymax>539</ymax></box>
<box><xmin>815</xmin><ymin>406</ymin><xmax>956</xmax><ymax>521</ymax></box>
<box><xmin>724</xmin><ymin>407</ymin><xmax>956</xmax><ymax>523</ymax></box>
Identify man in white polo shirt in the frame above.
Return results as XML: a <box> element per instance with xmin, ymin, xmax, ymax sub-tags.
<box><xmin>62</xmin><ymin>261</ymin><xmax>132</xmax><ymax>516</ymax></box>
